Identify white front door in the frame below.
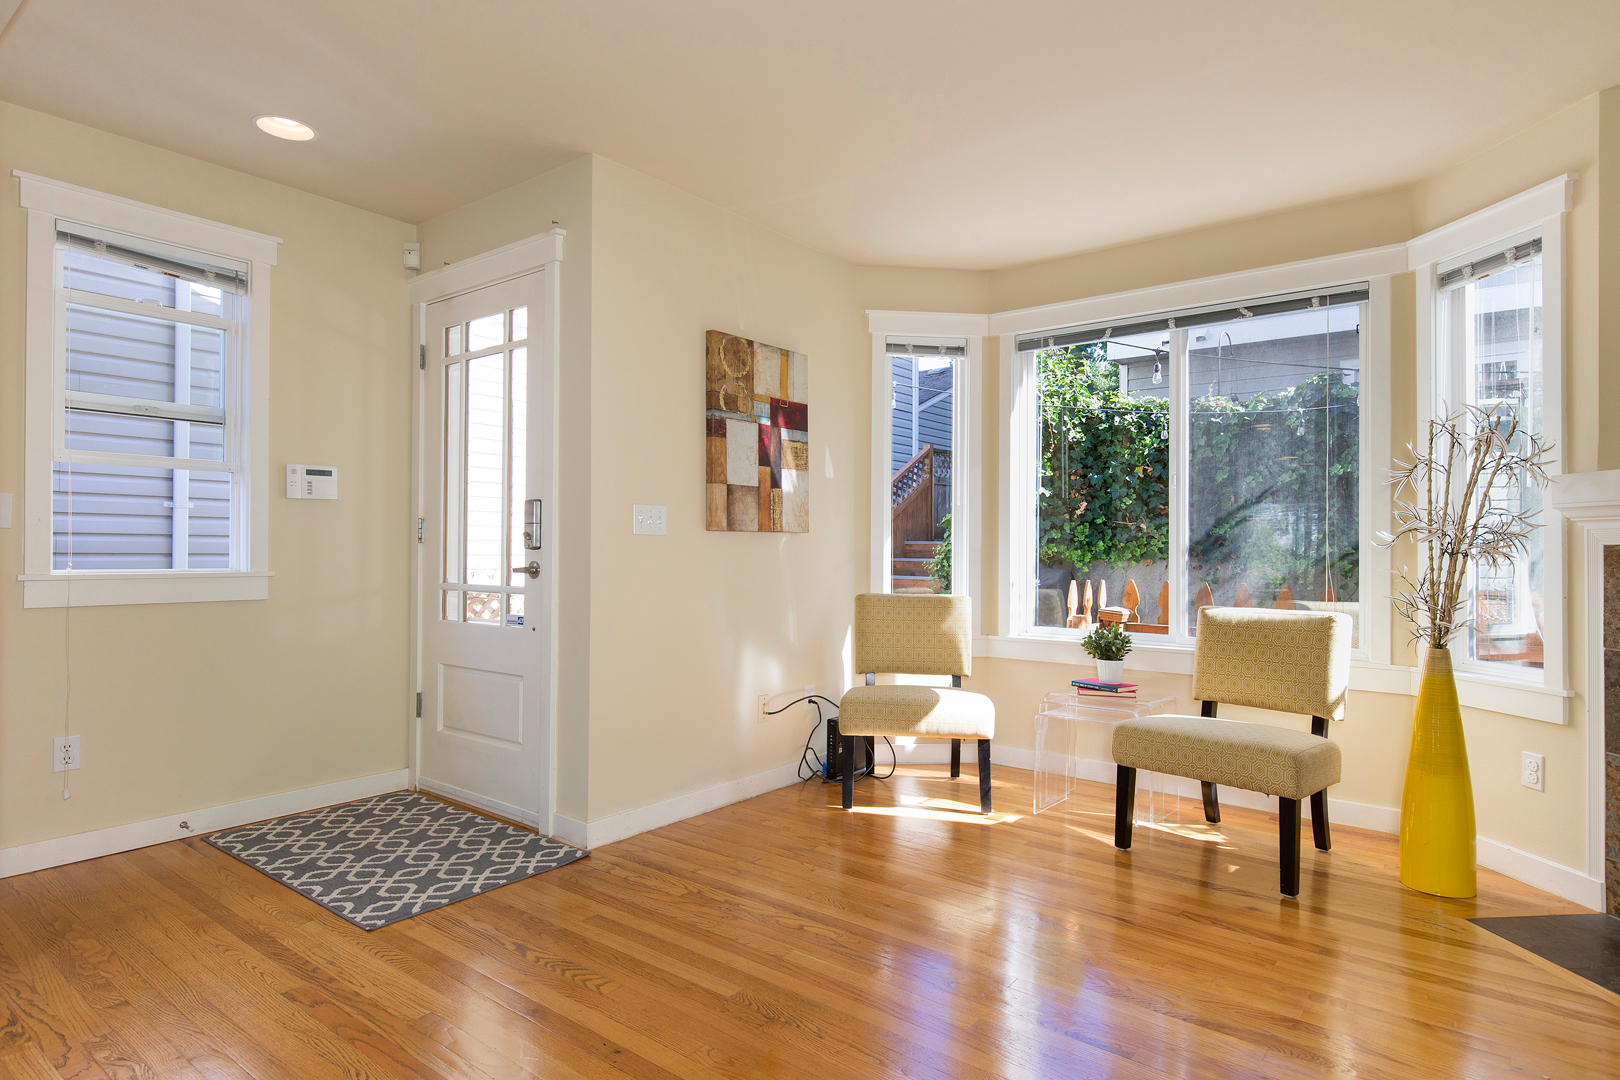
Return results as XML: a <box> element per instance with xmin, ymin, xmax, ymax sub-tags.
<box><xmin>418</xmin><ymin>272</ymin><xmax>552</xmax><ymax>830</ymax></box>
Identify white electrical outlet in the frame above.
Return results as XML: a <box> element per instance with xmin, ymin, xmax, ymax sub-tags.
<box><xmin>758</xmin><ymin>695</ymin><xmax>771</xmax><ymax>722</ymax></box>
<box><xmin>804</xmin><ymin>684</ymin><xmax>816</xmax><ymax>712</ymax></box>
<box><xmin>53</xmin><ymin>735</ymin><xmax>80</xmax><ymax>773</ymax></box>
<box><xmin>632</xmin><ymin>504</ymin><xmax>667</xmax><ymax>535</ymax></box>
<box><xmin>1521</xmin><ymin>751</ymin><xmax>1545</xmax><ymax>791</ymax></box>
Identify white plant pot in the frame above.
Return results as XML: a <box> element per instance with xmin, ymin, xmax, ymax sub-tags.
<box><xmin>1095</xmin><ymin>659</ymin><xmax>1126</xmax><ymax>684</ymax></box>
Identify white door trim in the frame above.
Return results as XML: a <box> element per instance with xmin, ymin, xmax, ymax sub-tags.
<box><xmin>409</xmin><ymin>230</ymin><xmax>564</xmax><ymax>836</ymax></box>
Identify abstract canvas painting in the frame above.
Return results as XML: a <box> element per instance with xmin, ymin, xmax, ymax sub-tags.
<box><xmin>706</xmin><ymin>329</ymin><xmax>808</xmax><ymax>532</ymax></box>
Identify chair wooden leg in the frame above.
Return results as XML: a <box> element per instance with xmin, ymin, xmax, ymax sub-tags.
<box><xmin>1201</xmin><ymin>781</ymin><xmax>1222</xmax><ymax>824</ymax></box>
<box><xmin>1279</xmin><ymin>797</ymin><xmax>1301</xmax><ymax>897</ymax></box>
<box><xmin>1310</xmin><ymin>789</ymin><xmax>1331</xmax><ymax>851</ymax></box>
<box><xmin>841</xmin><ymin>735</ymin><xmax>856</xmax><ymax>810</ymax></box>
<box><xmin>977</xmin><ymin>740</ymin><xmax>992</xmax><ymax>814</ymax></box>
<box><xmin>950</xmin><ymin>739</ymin><xmax>961</xmax><ymax>778</ymax></box>
<box><xmin>1114</xmin><ymin>766</ymin><xmax>1137</xmax><ymax>849</ymax></box>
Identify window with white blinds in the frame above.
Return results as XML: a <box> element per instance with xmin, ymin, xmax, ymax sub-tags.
<box><xmin>52</xmin><ymin>232</ymin><xmax>244</xmax><ymax>570</ymax></box>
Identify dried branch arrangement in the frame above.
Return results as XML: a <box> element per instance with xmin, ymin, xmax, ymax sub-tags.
<box><xmin>1377</xmin><ymin>403</ymin><xmax>1552</xmax><ymax>648</ymax></box>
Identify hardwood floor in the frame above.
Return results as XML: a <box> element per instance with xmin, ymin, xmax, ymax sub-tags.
<box><xmin>0</xmin><ymin>764</ymin><xmax>1615</xmax><ymax>1079</ymax></box>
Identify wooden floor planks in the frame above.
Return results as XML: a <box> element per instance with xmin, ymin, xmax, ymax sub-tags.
<box><xmin>0</xmin><ymin>764</ymin><xmax>1615</xmax><ymax>1079</ymax></box>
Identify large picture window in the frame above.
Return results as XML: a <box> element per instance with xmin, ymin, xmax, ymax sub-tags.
<box><xmin>1018</xmin><ymin>287</ymin><xmax>1367</xmax><ymax>649</ymax></box>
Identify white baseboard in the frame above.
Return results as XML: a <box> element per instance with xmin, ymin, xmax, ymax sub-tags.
<box><xmin>415</xmin><ymin>776</ymin><xmax>542</xmax><ymax>831</ymax></box>
<box><xmin>555</xmin><ymin>760</ymin><xmax>805</xmax><ymax>850</ymax></box>
<box><xmin>1478</xmin><ymin>837</ymin><xmax>1605</xmax><ymax>910</ymax></box>
<box><xmin>0</xmin><ymin>769</ymin><xmax>411</xmax><ymax>879</ymax></box>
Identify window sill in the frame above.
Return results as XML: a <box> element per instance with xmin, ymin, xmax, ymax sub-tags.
<box><xmin>973</xmin><ymin>634</ymin><xmax>1570</xmax><ymax>723</ymax></box>
<box><xmin>19</xmin><ymin>570</ymin><xmax>272</xmax><ymax>609</ymax></box>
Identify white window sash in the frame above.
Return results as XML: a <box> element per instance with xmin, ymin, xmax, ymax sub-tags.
<box><xmin>865</xmin><ymin>313</ymin><xmax>986</xmax><ymax>637</ymax></box>
<box><xmin>17</xmin><ymin>171</ymin><xmax>278</xmax><ymax>607</ymax></box>
<box><xmin>1409</xmin><ymin>174</ymin><xmax>1571</xmax><ymax>704</ymax></box>
<box><xmin>1004</xmin><ymin>290</ymin><xmax>1377</xmax><ymax>662</ymax></box>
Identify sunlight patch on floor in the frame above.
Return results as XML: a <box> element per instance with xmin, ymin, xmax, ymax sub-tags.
<box><xmin>843</xmin><ymin>804</ymin><xmax>1022</xmax><ymax>824</ymax></box>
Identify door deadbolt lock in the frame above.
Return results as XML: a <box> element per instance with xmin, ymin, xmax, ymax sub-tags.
<box><xmin>511</xmin><ymin>561</ymin><xmax>540</xmax><ymax>580</ymax></box>
<box><xmin>523</xmin><ymin>499</ymin><xmax>542</xmax><ymax>550</ymax></box>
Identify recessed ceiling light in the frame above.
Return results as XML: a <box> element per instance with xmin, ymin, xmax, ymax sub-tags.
<box><xmin>254</xmin><ymin>115</ymin><xmax>317</xmax><ymax>142</ymax></box>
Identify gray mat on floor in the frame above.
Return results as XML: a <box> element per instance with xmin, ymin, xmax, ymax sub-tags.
<box><xmin>206</xmin><ymin>790</ymin><xmax>587</xmax><ymax>930</ymax></box>
<box><xmin>1470</xmin><ymin>913</ymin><xmax>1620</xmax><ymax>994</ymax></box>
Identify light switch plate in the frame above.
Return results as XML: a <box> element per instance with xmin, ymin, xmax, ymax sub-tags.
<box><xmin>632</xmin><ymin>504</ymin><xmax>667</xmax><ymax>535</ymax></box>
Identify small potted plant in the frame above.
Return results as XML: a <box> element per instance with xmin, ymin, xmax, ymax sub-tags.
<box><xmin>1082</xmin><ymin>624</ymin><xmax>1132</xmax><ymax>684</ymax></box>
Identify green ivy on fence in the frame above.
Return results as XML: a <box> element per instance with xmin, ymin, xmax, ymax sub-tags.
<box><xmin>1037</xmin><ymin>344</ymin><xmax>1360</xmax><ymax>599</ymax></box>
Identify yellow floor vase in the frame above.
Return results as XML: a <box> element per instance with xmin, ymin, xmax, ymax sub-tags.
<box><xmin>1400</xmin><ymin>647</ymin><xmax>1477</xmax><ymax>897</ymax></box>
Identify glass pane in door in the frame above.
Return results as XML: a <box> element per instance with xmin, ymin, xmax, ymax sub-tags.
<box><xmin>508</xmin><ymin>348</ymin><xmax>528</xmax><ymax>586</ymax></box>
<box><xmin>464</xmin><ymin>353</ymin><xmax>505</xmax><ymax>587</ymax></box>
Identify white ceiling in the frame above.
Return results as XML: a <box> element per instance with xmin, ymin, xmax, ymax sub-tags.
<box><xmin>4</xmin><ymin>1</ymin><xmax>1619</xmax><ymax>270</ymax></box>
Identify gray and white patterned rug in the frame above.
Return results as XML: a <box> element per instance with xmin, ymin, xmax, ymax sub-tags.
<box><xmin>206</xmin><ymin>791</ymin><xmax>587</xmax><ymax>930</ymax></box>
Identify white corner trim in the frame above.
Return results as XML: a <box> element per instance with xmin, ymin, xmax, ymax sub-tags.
<box><xmin>0</xmin><ymin>768</ymin><xmax>410</xmax><ymax>879</ymax></box>
<box><xmin>14</xmin><ymin>170</ymin><xmax>281</xmax><ymax>265</ymax></box>
<box><xmin>1477</xmin><ymin>837</ymin><xmax>1604</xmax><ymax>911</ymax></box>
<box><xmin>987</xmin><ymin>244</ymin><xmax>1407</xmax><ymax>339</ymax></box>
<box><xmin>415</xmin><ymin>776</ymin><xmax>541</xmax><ymax>830</ymax></box>
<box><xmin>866</xmin><ymin>310</ymin><xmax>990</xmax><ymax>338</ymax></box>
<box><xmin>555</xmin><ymin>760</ymin><xmax>807</xmax><ymax>850</ymax></box>
<box><xmin>409</xmin><ymin>229</ymin><xmax>565</xmax><ymax>303</ymax></box>
<box><xmin>19</xmin><ymin>570</ymin><xmax>273</xmax><ymax>608</ymax></box>
<box><xmin>1406</xmin><ymin>174</ymin><xmax>1576</xmax><ymax>269</ymax></box>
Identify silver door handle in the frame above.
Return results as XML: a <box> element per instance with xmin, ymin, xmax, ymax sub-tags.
<box><xmin>511</xmin><ymin>561</ymin><xmax>540</xmax><ymax>579</ymax></box>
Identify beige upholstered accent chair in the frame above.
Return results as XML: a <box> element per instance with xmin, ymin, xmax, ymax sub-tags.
<box><xmin>1111</xmin><ymin>606</ymin><xmax>1351</xmax><ymax>896</ymax></box>
<box><xmin>837</xmin><ymin>593</ymin><xmax>995</xmax><ymax>813</ymax></box>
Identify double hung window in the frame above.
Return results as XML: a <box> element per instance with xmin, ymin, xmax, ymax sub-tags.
<box><xmin>54</xmin><ymin>229</ymin><xmax>241</xmax><ymax>570</ymax></box>
<box><xmin>1014</xmin><ymin>287</ymin><xmax>1368</xmax><ymax>650</ymax></box>
<box><xmin>1437</xmin><ymin>237</ymin><xmax>1547</xmax><ymax>675</ymax></box>
<box><xmin>19</xmin><ymin>172</ymin><xmax>276</xmax><ymax>607</ymax></box>
<box><xmin>887</xmin><ymin>340</ymin><xmax>960</xmax><ymax>594</ymax></box>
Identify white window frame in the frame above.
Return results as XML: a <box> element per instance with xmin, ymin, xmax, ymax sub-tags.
<box><xmin>985</xmin><ymin>246</ymin><xmax>1406</xmax><ymax>692</ymax></box>
<box><xmin>1409</xmin><ymin>173</ymin><xmax>1575</xmax><ymax>724</ymax></box>
<box><xmin>16</xmin><ymin>172</ymin><xmax>278</xmax><ymax>608</ymax></box>
<box><xmin>866</xmin><ymin>311</ymin><xmax>985</xmax><ymax>632</ymax></box>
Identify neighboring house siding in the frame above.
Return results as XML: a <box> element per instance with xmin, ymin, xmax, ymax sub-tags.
<box><xmin>54</xmin><ymin>254</ymin><xmax>231</xmax><ymax>570</ymax></box>
<box><xmin>890</xmin><ymin>356</ymin><xmax>954</xmax><ymax>476</ymax></box>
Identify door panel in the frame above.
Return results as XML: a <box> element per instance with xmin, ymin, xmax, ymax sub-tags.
<box><xmin>419</xmin><ymin>272</ymin><xmax>551</xmax><ymax>828</ymax></box>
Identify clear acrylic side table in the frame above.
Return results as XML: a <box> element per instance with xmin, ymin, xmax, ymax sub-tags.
<box><xmin>1033</xmin><ymin>690</ymin><xmax>1179</xmax><ymax>822</ymax></box>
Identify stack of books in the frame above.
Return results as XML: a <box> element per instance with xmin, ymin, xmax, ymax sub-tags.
<box><xmin>1071</xmin><ymin>679</ymin><xmax>1139</xmax><ymax>700</ymax></box>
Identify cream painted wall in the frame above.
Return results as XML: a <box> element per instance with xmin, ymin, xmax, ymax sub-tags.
<box><xmin>0</xmin><ymin>101</ymin><xmax>416</xmax><ymax>848</ymax></box>
<box><xmin>989</xmin><ymin>188</ymin><xmax>1413</xmax><ymax>314</ymax></box>
<box><xmin>415</xmin><ymin>157</ymin><xmax>595</xmax><ymax>822</ymax></box>
<box><xmin>586</xmin><ymin>157</ymin><xmax>869</xmax><ymax>820</ymax></box>
<box><xmin>854</xmin><ymin>266</ymin><xmax>990</xmax><ymax>315</ymax></box>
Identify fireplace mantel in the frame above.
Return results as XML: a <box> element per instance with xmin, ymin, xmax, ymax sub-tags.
<box><xmin>1549</xmin><ymin>469</ymin><xmax>1620</xmax><ymax>524</ymax></box>
<box><xmin>1547</xmin><ymin>468</ymin><xmax>1618</xmax><ymax>914</ymax></box>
